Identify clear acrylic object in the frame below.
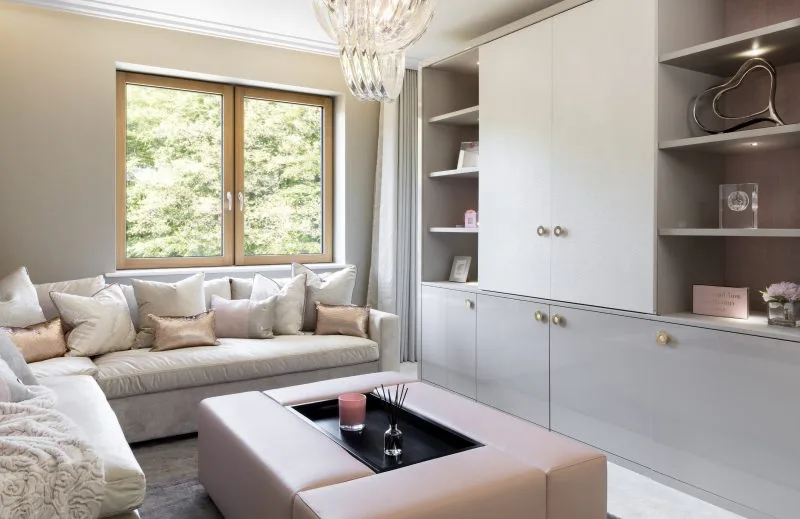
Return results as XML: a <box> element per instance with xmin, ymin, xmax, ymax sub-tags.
<box><xmin>719</xmin><ymin>183</ymin><xmax>758</xmax><ymax>229</ymax></box>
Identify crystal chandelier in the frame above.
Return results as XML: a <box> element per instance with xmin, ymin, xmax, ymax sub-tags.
<box><xmin>313</xmin><ymin>0</ymin><xmax>435</xmax><ymax>102</ymax></box>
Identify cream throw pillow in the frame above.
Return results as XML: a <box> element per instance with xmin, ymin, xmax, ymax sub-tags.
<box><xmin>204</xmin><ymin>278</ymin><xmax>231</xmax><ymax>309</ymax></box>
<box><xmin>291</xmin><ymin>264</ymin><xmax>357</xmax><ymax>331</ymax></box>
<box><xmin>51</xmin><ymin>285</ymin><xmax>135</xmax><ymax>357</ymax></box>
<box><xmin>35</xmin><ymin>275</ymin><xmax>105</xmax><ymax>321</ymax></box>
<box><xmin>0</xmin><ymin>267</ymin><xmax>46</xmax><ymax>328</ymax></box>
<box><xmin>251</xmin><ymin>274</ymin><xmax>306</xmax><ymax>335</ymax></box>
<box><xmin>132</xmin><ymin>273</ymin><xmax>206</xmax><ymax>348</ymax></box>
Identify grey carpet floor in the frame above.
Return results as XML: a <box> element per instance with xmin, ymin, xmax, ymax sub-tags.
<box><xmin>132</xmin><ymin>435</ymin><xmax>621</xmax><ymax>518</ymax></box>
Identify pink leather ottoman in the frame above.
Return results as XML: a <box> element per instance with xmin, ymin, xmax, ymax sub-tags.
<box><xmin>198</xmin><ymin>372</ymin><xmax>606</xmax><ymax>519</ymax></box>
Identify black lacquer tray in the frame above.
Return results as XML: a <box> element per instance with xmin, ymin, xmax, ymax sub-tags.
<box><xmin>288</xmin><ymin>393</ymin><xmax>482</xmax><ymax>473</ymax></box>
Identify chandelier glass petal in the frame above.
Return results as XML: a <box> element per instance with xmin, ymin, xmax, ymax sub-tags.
<box><xmin>313</xmin><ymin>0</ymin><xmax>435</xmax><ymax>102</ymax></box>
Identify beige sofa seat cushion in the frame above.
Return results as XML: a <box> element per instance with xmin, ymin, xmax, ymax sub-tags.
<box><xmin>43</xmin><ymin>376</ymin><xmax>146</xmax><ymax>517</ymax></box>
<box><xmin>30</xmin><ymin>356</ymin><xmax>99</xmax><ymax>379</ymax></box>
<box><xmin>95</xmin><ymin>335</ymin><xmax>380</xmax><ymax>399</ymax></box>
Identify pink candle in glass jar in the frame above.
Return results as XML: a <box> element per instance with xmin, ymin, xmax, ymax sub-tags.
<box><xmin>339</xmin><ymin>393</ymin><xmax>366</xmax><ymax>432</ymax></box>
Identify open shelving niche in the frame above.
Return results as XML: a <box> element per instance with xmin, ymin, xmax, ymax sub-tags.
<box><xmin>420</xmin><ymin>47</ymin><xmax>480</xmax><ymax>286</ymax></box>
<box><xmin>657</xmin><ymin>2</ymin><xmax>800</xmax><ymax>328</ymax></box>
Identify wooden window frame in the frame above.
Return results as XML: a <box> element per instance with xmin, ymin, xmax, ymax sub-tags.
<box><xmin>234</xmin><ymin>87</ymin><xmax>334</xmax><ymax>266</ymax></box>
<box><xmin>115</xmin><ymin>72</ymin><xmax>334</xmax><ymax>269</ymax></box>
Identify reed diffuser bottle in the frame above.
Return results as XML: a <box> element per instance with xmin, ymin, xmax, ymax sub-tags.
<box><xmin>376</xmin><ymin>384</ymin><xmax>408</xmax><ymax>457</ymax></box>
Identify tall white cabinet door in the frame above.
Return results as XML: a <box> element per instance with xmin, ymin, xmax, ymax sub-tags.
<box><xmin>476</xmin><ymin>294</ymin><xmax>549</xmax><ymax>428</ymax></box>
<box><xmin>420</xmin><ymin>286</ymin><xmax>448</xmax><ymax>389</ymax></box>
<box><xmin>479</xmin><ymin>20</ymin><xmax>553</xmax><ymax>299</ymax></box>
<box><xmin>651</xmin><ymin>325</ymin><xmax>800</xmax><ymax>518</ymax></box>
<box><xmin>550</xmin><ymin>0</ymin><xmax>656</xmax><ymax>313</ymax></box>
<box><xmin>444</xmin><ymin>291</ymin><xmax>478</xmax><ymax>399</ymax></box>
<box><xmin>549</xmin><ymin>306</ymin><xmax>656</xmax><ymax>466</ymax></box>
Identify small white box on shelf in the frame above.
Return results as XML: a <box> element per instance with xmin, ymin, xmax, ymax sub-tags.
<box><xmin>457</xmin><ymin>142</ymin><xmax>479</xmax><ymax>169</ymax></box>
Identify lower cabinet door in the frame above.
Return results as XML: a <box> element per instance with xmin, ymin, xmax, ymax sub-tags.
<box><xmin>420</xmin><ymin>286</ymin><xmax>448</xmax><ymax>389</ymax></box>
<box><xmin>444</xmin><ymin>291</ymin><xmax>478</xmax><ymax>399</ymax></box>
<box><xmin>550</xmin><ymin>306</ymin><xmax>657</xmax><ymax>466</ymax></box>
<box><xmin>650</xmin><ymin>324</ymin><xmax>800</xmax><ymax>518</ymax></box>
<box><xmin>476</xmin><ymin>294</ymin><xmax>550</xmax><ymax>427</ymax></box>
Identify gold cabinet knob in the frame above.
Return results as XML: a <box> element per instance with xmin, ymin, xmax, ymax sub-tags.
<box><xmin>552</xmin><ymin>314</ymin><xmax>565</xmax><ymax>326</ymax></box>
<box><xmin>656</xmin><ymin>331</ymin><xmax>670</xmax><ymax>346</ymax></box>
<box><xmin>465</xmin><ymin>299</ymin><xmax>475</xmax><ymax>310</ymax></box>
<box><xmin>553</xmin><ymin>226</ymin><xmax>565</xmax><ymax>237</ymax></box>
<box><xmin>534</xmin><ymin>310</ymin><xmax>547</xmax><ymax>322</ymax></box>
<box><xmin>537</xmin><ymin>226</ymin><xmax>548</xmax><ymax>237</ymax></box>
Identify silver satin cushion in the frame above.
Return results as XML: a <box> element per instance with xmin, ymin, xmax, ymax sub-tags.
<box><xmin>210</xmin><ymin>295</ymin><xmax>276</xmax><ymax>339</ymax></box>
<box><xmin>292</xmin><ymin>264</ymin><xmax>357</xmax><ymax>331</ymax></box>
<box><xmin>0</xmin><ymin>333</ymin><xmax>37</xmax><ymax>385</ymax></box>
<box><xmin>0</xmin><ymin>358</ymin><xmax>34</xmax><ymax>402</ymax></box>
<box><xmin>0</xmin><ymin>266</ymin><xmax>46</xmax><ymax>328</ymax></box>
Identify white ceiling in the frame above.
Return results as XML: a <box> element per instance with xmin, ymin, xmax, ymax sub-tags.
<box><xmin>14</xmin><ymin>0</ymin><xmax>563</xmax><ymax>63</ymax></box>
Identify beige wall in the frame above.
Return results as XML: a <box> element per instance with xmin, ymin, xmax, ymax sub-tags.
<box><xmin>0</xmin><ymin>2</ymin><xmax>379</xmax><ymax>302</ymax></box>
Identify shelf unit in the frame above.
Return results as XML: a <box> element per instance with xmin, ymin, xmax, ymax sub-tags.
<box><xmin>660</xmin><ymin>228</ymin><xmax>800</xmax><ymax>237</ymax></box>
<box><xmin>429</xmin><ymin>105</ymin><xmax>480</xmax><ymax>126</ymax></box>
<box><xmin>660</xmin><ymin>17</ymin><xmax>800</xmax><ymax>76</ymax></box>
<box><xmin>659</xmin><ymin>123</ymin><xmax>800</xmax><ymax>153</ymax></box>
<box><xmin>657</xmin><ymin>1</ymin><xmax>800</xmax><ymax>315</ymax></box>
<box><xmin>429</xmin><ymin>167</ymin><xmax>479</xmax><ymax>179</ymax></box>
<box><xmin>429</xmin><ymin>227</ymin><xmax>479</xmax><ymax>234</ymax></box>
<box><xmin>420</xmin><ymin>47</ymin><xmax>480</xmax><ymax>286</ymax></box>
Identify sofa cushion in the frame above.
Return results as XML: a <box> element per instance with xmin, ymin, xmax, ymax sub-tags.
<box><xmin>35</xmin><ymin>275</ymin><xmax>105</xmax><ymax>321</ymax></box>
<box><xmin>30</xmin><ymin>356</ymin><xmax>99</xmax><ymax>379</ymax></box>
<box><xmin>95</xmin><ymin>335</ymin><xmax>380</xmax><ymax>399</ymax></box>
<box><xmin>43</xmin><ymin>376</ymin><xmax>146</xmax><ymax>517</ymax></box>
<box><xmin>0</xmin><ymin>266</ymin><xmax>45</xmax><ymax>328</ymax></box>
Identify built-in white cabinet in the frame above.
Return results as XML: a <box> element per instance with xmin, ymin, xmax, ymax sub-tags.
<box><xmin>549</xmin><ymin>306</ymin><xmax>659</xmax><ymax>466</ymax></box>
<box><xmin>478</xmin><ymin>0</ymin><xmax>656</xmax><ymax>313</ymax></box>
<box><xmin>650</xmin><ymin>325</ymin><xmax>800</xmax><ymax>519</ymax></box>
<box><xmin>479</xmin><ymin>20</ymin><xmax>553</xmax><ymax>299</ymax></box>
<box><xmin>550</xmin><ymin>0</ymin><xmax>656</xmax><ymax>313</ymax></box>
<box><xmin>420</xmin><ymin>285</ymin><xmax>477</xmax><ymax>399</ymax></box>
<box><xmin>550</xmin><ymin>305</ymin><xmax>800</xmax><ymax>518</ymax></box>
<box><xmin>476</xmin><ymin>294</ymin><xmax>549</xmax><ymax>428</ymax></box>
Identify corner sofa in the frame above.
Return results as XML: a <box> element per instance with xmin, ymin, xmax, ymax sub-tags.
<box><xmin>30</xmin><ymin>275</ymin><xmax>401</xmax><ymax>443</ymax></box>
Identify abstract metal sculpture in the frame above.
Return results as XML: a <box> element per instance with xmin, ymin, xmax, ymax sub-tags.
<box><xmin>691</xmin><ymin>58</ymin><xmax>785</xmax><ymax>134</ymax></box>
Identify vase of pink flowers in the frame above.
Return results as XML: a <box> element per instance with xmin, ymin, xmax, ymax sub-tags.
<box><xmin>762</xmin><ymin>282</ymin><xmax>800</xmax><ymax>327</ymax></box>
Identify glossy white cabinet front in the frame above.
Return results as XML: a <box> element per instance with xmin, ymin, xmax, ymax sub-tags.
<box><xmin>420</xmin><ymin>286</ymin><xmax>477</xmax><ymax>399</ymax></box>
<box><xmin>476</xmin><ymin>294</ymin><xmax>549</xmax><ymax>428</ymax></box>
<box><xmin>650</xmin><ymin>324</ymin><xmax>800</xmax><ymax>518</ymax></box>
<box><xmin>549</xmin><ymin>306</ymin><xmax>657</xmax><ymax>467</ymax></box>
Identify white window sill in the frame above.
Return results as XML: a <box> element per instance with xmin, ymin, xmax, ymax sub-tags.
<box><xmin>106</xmin><ymin>263</ymin><xmax>349</xmax><ymax>279</ymax></box>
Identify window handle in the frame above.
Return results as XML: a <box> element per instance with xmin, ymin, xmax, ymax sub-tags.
<box><xmin>238</xmin><ymin>192</ymin><xmax>244</xmax><ymax>212</ymax></box>
<box><xmin>226</xmin><ymin>192</ymin><xmax>233</xmax><ymax>211</ymax></box>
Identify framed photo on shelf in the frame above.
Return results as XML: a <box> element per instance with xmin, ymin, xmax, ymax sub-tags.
<box><xmin>449</xmin><ymin>256</ymin><xmax>472</xmax><ymax>283</ymax></box>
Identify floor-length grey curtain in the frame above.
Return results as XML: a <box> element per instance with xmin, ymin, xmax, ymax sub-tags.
<box><xmin>367</xmin><ymin>70</ymin><xmax>418</xmax><ymax>362</ymax></box>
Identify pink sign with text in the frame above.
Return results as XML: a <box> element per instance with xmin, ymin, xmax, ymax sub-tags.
<box><xmin>692</xmin><ymin>285</ymin><xmax>749</xmax><ymax>320</ymax></box>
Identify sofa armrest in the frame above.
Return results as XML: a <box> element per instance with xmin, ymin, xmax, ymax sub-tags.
<box><xmin>368</xmin><ymin>309</ymin><xmax>401</xmax><ymax>373</ymax></box>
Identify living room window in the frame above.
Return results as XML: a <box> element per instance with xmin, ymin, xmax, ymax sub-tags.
<box><xmin>116</xmin><ymin>72</ymin><xmax>333</xmax><ymax>269</ymax></box>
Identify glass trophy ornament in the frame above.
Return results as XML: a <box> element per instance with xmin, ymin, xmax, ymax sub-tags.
<box><xmin>719</xmin><ymin>183</ymin><xmax>758</xmax><ymax>229</ymax></box>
